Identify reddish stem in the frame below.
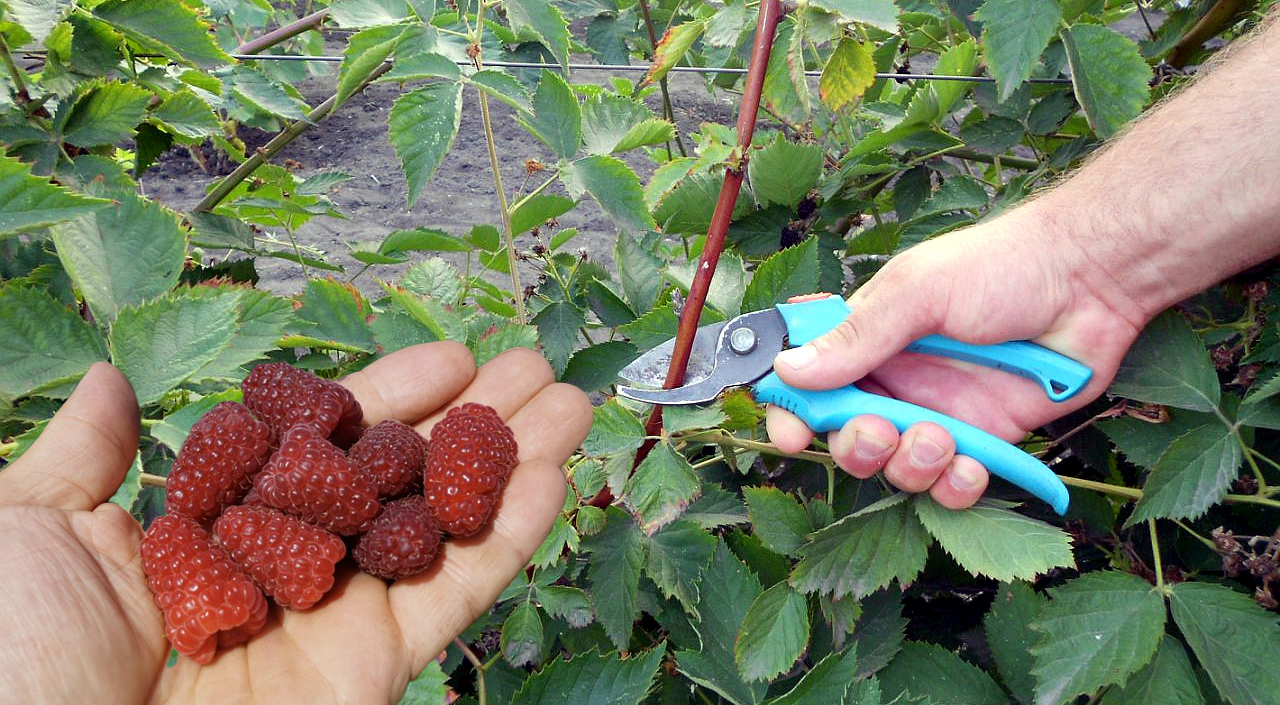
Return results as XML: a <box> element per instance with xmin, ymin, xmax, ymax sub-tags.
<box><xmin>235</xmin><ymin>9</ymin><xmax>329</xmax><ymax>56</ymax></box>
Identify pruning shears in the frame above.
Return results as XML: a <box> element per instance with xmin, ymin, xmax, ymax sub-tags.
<box><xmin>616</xmin><ymin>293</ymin><xmax>1093</xmax><ymax>515</ymax></box>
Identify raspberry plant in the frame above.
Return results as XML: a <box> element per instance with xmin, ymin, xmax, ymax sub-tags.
<box><xmin>2</xmin><ymin>0</ymin><xmax>1279</xmax><ymax>703</ymax></box>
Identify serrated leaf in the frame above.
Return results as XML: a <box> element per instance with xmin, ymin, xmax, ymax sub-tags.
<box><xmin>661</xmin><ymin>404</ymin><xmax>726</xmax><ymax>433</ymax></box>
<box><xmin>642</xmin><ymin>20</ymin><xmax>706</xmax><ymax>87</ymax></box>
<box><xmin>0</xmin><ymin>286</ymin><xmax>106</xmax><ymax>400</ymax></box>
<box><xmin>976</xmin><ymin>0</ymin><xmax>1061</xmax><ymax>101</ymax></box>
<box><xmin>1061</xmin><ymin>25</ymin><xmax>1152</xmax><ymax>139</ymax></box>
<box><xmin>389</xmin><ymin>81</ymin><xmax>463</xmax><ymax>207</ymax></box>
<box><xmin>399</xmin><ymin>660</ymin><xmax>450</xmax><ymax>705</ymax></box>
<box><xmin>1098</xmin><ymin>635</ymin><xmax>1204</xmax><ymax>705</ymax></box>
<box><xmin>529</xmin><ymin>515</ymin><xmax>579</xmax><ymax>569</ymax></box>
<box><xmin>511</xmin><ymin>195</ymin><xmax>575</xmax><ymax>237</ymax></box>
<box><xmin>190</xmin><ymin>287</ymin><xmax>292</xmax><ymax>383</ymax></box>
<box><xmin>1111</xmin><ymin>311</ymin><xmax>1221</xmax><ymax>411</ymax></box>
<box><xmin>469</xmin><ymin>69</ymin><xmax>531</xmax><ymax>112</ymax></box>
<box><xmin>228</xmin><ymin>66</ymin><xmax>309</xmax><ymax>121</ymax></box>
<box><xmin>623</xmin><ymin>440</ymin><xmax>701</xmax><ymax>534</ymax></box>
<box><xmin>683</xmin><ymin>485</ymin><xmax>749</xmax><ymax>530</ymax></box>
<box><xmin>1127</xmin><ymin>422</ymin><xmax>1241</xmax><ymax>525</ymax></box>
<box><xmin>335</xmin><ymin>25</ymin><xmax>406</xmax><ymax>113</ymax></box>
<box><xmin>789</xmin><ymin>499</ymin><xmax>929</xmax><ymax>600</ymax></box>
<box><xmin>109</xmin><ymin>291</ymin><xmax>241</xmax><ymax>405</ymax></box>
<box><xmin>583</xmin><ymin>94</ymin><xmax>652</xmax><ymax>155</ymax></box>
<box><xmin>913</xmin><ymin>497</ymin><xmax>1074</xmax><ymax>582</ymax></box>
<box><xmin>646</xmin><ymin>519</ymin><xmax>717</xmax><ymax>614</ymax></box>
<box><xmin>914</xmin><ymin>175</ymin><xmax>989</xmax><ymax>218</ymax></box>
<box><xmin>743</xmin><ymin>486</ymin><xmax>812</xmax><ymax>558</ymax></box>
<box><xmin>328</xmin><ymin>0</ymin><xmax>410</xmax><ymax>26</ymax></box>
<box><xmin>0</xmin><ymin>155</ymin><xmax>110</xmax><ymax>237</ymax></box>
<box><xmin>820</xmin><ymin>38</ymin><xmax>876</xmax><ymax>112</ymax></box>
<box><xmin>984</xmin><ymin>582</ymin><xmax>1047</xmax><ymax>705</ymax></box>
<box><xmin>585</xmin><ymin>278</ymin><xmax>636</xmax><ymax>327</ymax></box>
<box><xmin>562</xmin><ymin>155</ymin><xmax>654</xmax><ymax>233</ymax></box>
<box><xmin>108</xmin><ymin>451</ymin><xmax>144</xmax><ymax>513</ymax></box>
<box><xmin>510</xmin><ymin>643</ymin><xmax>664</xmax><ymax>705</ymax></box>
<box><xmin>809</xmin><ymin>0</ymin><xmax>900</xmax><ymax>31</ymax></box>
<box><xmin>742</xmin><ymin>238</ymin><xmax>820</xmax><ymax>312</ymax></box>
<box><xmin>582</xmin><ymin>508</ymin><xmax>649</xmax><ymax>651</ymax></box>
<box><xmin>504</xmin><ymin>0</ymin><xmax>571</xmax><ymax>72</ymax></box>
<box><xmin>152</xmin><ymin>89</ymin><xmax>221</xmax><ymax>139</ymax></box>
<box><xmin>665</xmin><ymin>250</ymin><xmax>746</xmax><ymax>318</ymax></box>
<box><xmin>615</xmin><ymin>233</ymin><xmax>663</xmax><ymax>313</ymax></box>
<box><xmin>1171</xmin><ymin>581</ymin><xmax>1280</xmax><ymax>705</ymax></box>
<box><xmin>748</xmin><ymin>137</ymin><xmax>823</xmax><ymax>208</ymax></box>
<box><xmin>150</xmin><ymin>387</ymin><xmax>241</xmax><ymax>452</ymax></box>
<box><xmin>1030</xmin><ymin>571</ymin><xmax>1167</xmax><ymax>705</ymax></box>
<box><xmin>471</xmin><ymin>323</ymin><xmax>538</xmax><ymax>365</ymax></box>
<box><xmin>562</xmin><ymin>341</ymin><xmax>638</xmax><ymax>392</ymax></box>
<box><xmin>501</xmin><ymin>601</ymin><xmax>544</xmax><ymax>668</ymax></box>
<box><xmin>533</xmin><ymin>299</ymin><xmax>585</xmax><ymax>375</ymax></box>
<box><xmin>517</xmin><ymin>70</ymin><xmax>581</xmax><ymax>160</ymax></box>
<box><xmin>764</xmin><ymin>648</ymin><xmax>860</xmax><ymax>705</ymax></box>
<box><xmin>6</xmin><ymin>0</ymin><xmax>71</xmax><ymax>44</ymax></box>
<box><xmin>879</xmin><ymin>641</ymin><xmax>1007</xmax><ymax>705</ymax></box>
<box><xmin>59</xmin><ymin>81</ymin><xmax>151</xmax><ymax>147</ymax></box>
<box><xmin>51</xmin><ymin>192</ymin><xmax>185</xmax><ymax>323</ymax></box>
<box><xmin>536</xmin><ymin>585</ymin><xmax>594</xmax><ymax>628</ymax></box>
<box><xmin>735</xmin><ymin>582</ymin><xmax>810</xmax><ymax>682</ymax></box>
<box><xmin>94</xmin><ymin>0</ymin><xmax>230</xmax><ymax>68</ymax></box>
<box><xmin>654</xmin><ymin>171</ymin><xmax>749</xmax><ymax>236</ymax></box>
<box><xmin>905</xmin><ymin>39</ymin><xmax>977</xmax><ymax>125</ymax></box>
<box><xmin>854</xmin><ymin>588</ymin><xmax>907</xmax><ymax>679</ymax></box>
<box><xmin>294</xmin><ymin>277</ymin><xmax>376</xmax><ymax>352</ymax></box>
<box><xmin>583</xmin><ymin>398</ymin><xmax>645</xmax><ymax>456</ymax></box>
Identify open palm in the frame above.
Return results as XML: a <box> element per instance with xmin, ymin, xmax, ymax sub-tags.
<box><xmin>0</xmin><ymin>343</ymin><xmax>592</xmax><ymax>704</ymax></box>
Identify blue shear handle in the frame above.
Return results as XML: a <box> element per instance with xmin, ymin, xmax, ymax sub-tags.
<box><xmin>754</xmin><ymin>372</ymin><xmax>1070</xmax><ymax>514</ymax></box>
<box><xmin>777</xmin><ymin>297</ymin><xmax>1092</xmax><ymax>402</ymax></box>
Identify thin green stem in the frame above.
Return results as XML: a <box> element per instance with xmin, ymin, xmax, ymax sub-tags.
<box><xmin>1173</xmin><ymin>519</ymin><xmax>1218</xmax><ymax>551</ymax></box>
<box><xmin>676</xmin><ymin>428</ymin><xmax>833</xmax><ymax>465</ymax></box>
<box><xmin>0</xmin><ymin>35</ymin><xmax>29</xmax><ymax>98</ymax></box>
<box><xmin>948</xmin><ymin>147</ymin><xmax>1040</xmax><ymax>171</ymax></box>
<box><xmin>1241</xmin><ymin>445</ymin><xmax>1272</xmax><ymax>494</ymax></box>
<box><xmin>1060</xmin><ymin>475</ymin><xmax>1280</xmax><ymax>509</ymax></box>
<box><xmin>508</xmin><ymin>172</ymin><xmax>561</xmax><ymax>214</ymax></box>
<box><xmin>1148</xmin><ymin>520</ymin><xmax>1167</xmax><ymax>593</ymax></box>
<box><xmin>454</xmin><ymin>638</ymin><xmax>487</xmax><ymax>705</ymax></box>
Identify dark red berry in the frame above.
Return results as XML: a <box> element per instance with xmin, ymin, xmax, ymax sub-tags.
<box><xmin>348</xmin><ymin>419</ymin><xmax>428</xmax><ymax>499</ymax></box>
<box><xmin>423</xmin><ymin>403</ymin><xmax>518</xmax><ymax>537</ymax></box>
<box><xmin>165</xmin><ymin>402</ymin><xmax>274</xmax><ymax>523</ymax></box>
<box><xmin>254</xmin><ymin>424</ymin><xmax>381</xmax><ymax>535</ymax></box>
<box><xmin>353</xmin><ymin>495</ymin><xmax>442</xmax><ymax>580</ymax></box>
<box><xmin>242</xmin><ymin>362</ymin><xmax>363</xmax><ymax>448</ymax></box>
<box><xmin>214</xmin><ymin>505</ymin><xmax>346</xmax><ymax>609</ymax></box>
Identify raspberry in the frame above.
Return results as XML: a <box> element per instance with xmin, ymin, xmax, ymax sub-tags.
<box><xmin>353</xmin><ymin>495</ymin><xmax>442</xmax><ymax>580</ymax></box>
<box><xmin>423</xmin><ymin>403</ymin><xmax>518</xmax><ymax>537</ymax></box>
<box><xmin>254</xmin><ymin>424</ymin><xmax>381</xmax><ymax>535</ymax></box>
<box><xmin>242</xmin><ymin>362</ymin><xmax>363</xmax><ymax>448</ymax></box>
<box><xmin>165</xmin><ymin>402</ymin><xmax>274</xmax><ymax>523</ymax></box>
<box><xmin>348</xmin><ymin>419</ymin><xmax>428</xmax><ymax>499</ymax></box>
<box><xmin>213</xmin><ymin>505</ymin><xmax>347</xmax><ymax>609</ymax></box>
<box><xmin>139</xmin><ymin>515</ymin><xmax>268</xmax><ymax>664</ymax></box>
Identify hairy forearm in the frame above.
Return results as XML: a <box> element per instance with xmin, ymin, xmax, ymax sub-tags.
<box><xmin>1024</xmin><ymin>10</ymin><xmax>1280</xmax><ymax>321</ymax></box>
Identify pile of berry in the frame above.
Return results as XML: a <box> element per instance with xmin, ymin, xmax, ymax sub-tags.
<box><xmin>138</xmin><ymin>362</ymin><xmax>519</xmax><ymax>663</ymax></box>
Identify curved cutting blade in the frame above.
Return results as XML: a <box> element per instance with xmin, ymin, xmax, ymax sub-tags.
<box><xmin>617</xmin><ymin>321</ymin><xmax>726</xmax><ymax>388</ymax></box>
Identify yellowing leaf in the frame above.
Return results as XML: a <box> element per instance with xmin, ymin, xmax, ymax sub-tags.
<box><xmin>820</xmin><ymin>38</ymin><xmax>876</xmax><ymax>112</ymax></box>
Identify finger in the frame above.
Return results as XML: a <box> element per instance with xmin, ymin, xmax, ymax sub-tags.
<box><xmin>765</xmin><ymin>405</ymin><xmax>816</xmax><ymax>454</ymax></box>
<box><xmin>827</xmin><ymin>415</ymin><xmax>899</xmax><ymax>479</ymax></box>
<box><xmin>882</xmin><ymin>422</ymin><xmax>955</xmax><ymax>494</ymax></box>
<box><xmin>339</xmin><ymin>341</ymin><xmax>476</xmax><ymax>426</ymax></box>
<box><xmin>0</xmin><ymin>363</ymin><xmax>140</xmax><ymax>511</ymax></box>
<box><xmin>417</xmin><ymin>347</ymin><xmax>556</xmax><ymax>434</ymax></box>
<box><xmin>929</xmin><ymin>455</ymin><xmax>989</xmax><ymax>509</ymax></box>
<box><xmin>507</xmin><ymin>383</ymin><xmax>593</xmax><ymax>465</ymax></box>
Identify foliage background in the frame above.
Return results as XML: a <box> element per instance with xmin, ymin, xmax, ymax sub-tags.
<box><xmin>1</xmin><ymin>0</ymin><xmax>1279</xmax><ymax>703</ymax></box>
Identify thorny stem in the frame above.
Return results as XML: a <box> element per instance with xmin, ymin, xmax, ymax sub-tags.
<box><xmin>1148</xmin><ymin>520</ymin><xmax>1167</xmax><ymax>593</ymax></box>
<box><xmin>454</xmin><ymin>638</ymin><xmax>488</xmax><ymax>705</ymax></box>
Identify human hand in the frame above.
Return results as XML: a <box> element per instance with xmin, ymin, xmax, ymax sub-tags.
<box><xmin>0</xmin><ymin>343</ymin><xmax>592</xmax><ymax>704</ymax></box>
<box><xmin>767</xmin><ymin>211</ymin><xmax>1144</xmax><ymax>509</ymax></box>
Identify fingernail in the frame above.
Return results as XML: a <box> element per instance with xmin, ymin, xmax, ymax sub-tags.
<box><xmin>853</xmin><ymin>431</ymin><xmax>891</xmax><ymax>461</ymax></box>
<box><xmin>950</xmin><ymin>462</ymin><xmax>984</xmax><ymax>491</ymax></box>
<box><xmin>777</xmin><ymin>345</ymin><xmax>817</xmax><ymax>370</ymax></box>
<box><xmin>909</xmin><ymin>436</ymin><xmax>946</xmax><ymax>466</ymax></box>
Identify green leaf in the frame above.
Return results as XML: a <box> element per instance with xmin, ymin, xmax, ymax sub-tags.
<box><xmin>661</xmin><ymin>404</ymin><xmax>726</xmax><ymax>433</ymax></box>
<box><xmin>1171</xmin><ymin>581</ymin><xmax>1280</xmax><ymax>705</ymax></box>
<box><xmin>472</xmin><ymin>323</ymin><xmax>538</xmax><ymax>365</ymax></box>
<box><xmin>530</xmin><ymin>514</ymin><xmax>579</xmax><ymax>569</ymax></box>
<box><xmin>879</xmin><ymin>641</ymin><xmax>1007</xmax><ymax>705</ymax></box>
<box><xmin>1098</xmin><ymin>635</ymin><xmax>1204</xmax><ymax>705</ymax></box>
<box><xmin>623</xmin><ymin>440</ymin><xmax>701</xmax><ymax>534</ymax></box>
<box><xmin>582</xmin><ymin>94</ymin><xmax>649</xmax><ymax>155</ymax></box>
<box><xmin>905</xmin><ymin>39</ymin><xmax>977</xmax><ymax>125</ymax></box>
<box><xmin>51</xmin><ymin>192</ymin><xmax>185</xmax><ymax>323</ymax></box>
<box><xmin>914</xmin><ymin>175</ymin><xmax>989</xmax><ymax>218</ymax></box>
<box><xmin>0</xmin><ymin>154</ymin><xmax>110</xmax><ymax>237</ymax></box>
<box><xmin>0</xmin><ymin>286</ymin><xmax>106</xmax><ymax>400</ymax></box>
<box><xmin>504</xmin><ymin>0</ymin><xmax>571</xmax><ymax>72</ymax></box>
<box><xmin>517</xmin><ymin>70</ymin><xmax>581</xmax><ymax>160</ymax></box>
<box><xmin>683</xmin><ymin>485</ymin><xmax>749</xmax><ymax>530</ymax></box>
<box><xmin>854</xmin><ymin>588</ymin><xmax>907</xmax><ymax>679</ymax></box>
<box><xmin>983</xmin><ymin>582</ymin><xmax>1047</xmax><ymax>705</ymax></box>
<box><xmin>809</xmin><ymin>0</ymin><xmax>900</xmax><ymax>31</ymax></box>
<box><xmin>293</xmin><ymin>278</ymin><xmax>376</xmax><ymax>353</ymax></box>
<box><xmin>59</xmin><ymin>81</ymin><xmax>152</xmax><ymax>147</ymax></box>
<box><xmin>913</xmin><ymin>497</ymin><xmax>1074</xmax><ymax>582</ymax></box>
<box><xmin>5</xmin><ymin>0</ymin><xmax>71</xmax><ymax>44</ymax></box>
<box><xmin>742</xmin><ymin>238</ymin><xmax>820</xmax><ymax>312</ymax></box>
<box><xmin>743</xmin><ymin>486</ymin><xmax>812</xmax><ymax>558</ymax></box>
<box><xmin>562</xmin><ymin>156</ymin><xmax>654</xmax><ymax>233</ymax></box>
<box><xmin>190</xmin><ymin>287</ymin><xmax>292</xmax><ymax>383</ymax></box>
<box><xmin>582</xmin><ymin>398</ymin><xmax>645</xmax><ymax>456</ymax></box>
<box><xmin>399</xmin><ymin>660</ymin><xmax>450</xmax><ymax>705</ymax></box>
<box><xmin>108</xmin><ymin>452</ymin><xmax>144</xmax><ymax>514</ymax></box>
<box><xmin>510</xmin><ymin>644</ymin><xmax>664</xmax><ymax>705</ymax></box>
<box><xmin>94</xmin><ymin>0</ymin><xmax>230</xmax><ymax>68</ymax></box>
<box><xmin>1110</xmin><ymin>310</ymin><xmax>1221</xmax><ymax>411</ymax></box>
<box><xmin>764</xmin><ymin>648</ymin><xmax>861</xmax><ymax>705</ymax></box>
<box><xmin>582</xmin><ymin>508</ymin><xmax>649</xmax><ymax>651</ymax></box>
<box><xmin>389</xmin><ymin>81</ymin><xmax>463</xmax><ymax>207</ymax></box>
<box><xmin>642</xmin><ymin>20</ymin><xmax>706</xmax><ymax>87</ymax></box>
<box><xmin>468</xmin><ymin>69</ymin><xmax>532</xmax><ymax>113</ymax></box>
<box><xmin>501</xmin><ymin>601</ymin><xmax>544</xmax><ymax>668</ymax></box>
<box><xmin>561</xmin><ymin>341</ymin><xmax>638</xmax><ymax>392</ymax></box>
<box><xmin>735</xmin><ymin>582</ymin><xmax>810</xmax><ymax>682</ymax></box>
<box><xmin>675</xmin><ymin>542</ymin><xmax>768</xmax><ymax>705</ymax></box>
<box><xmin>533</xmin><ymin>299</ymin><xmax>585</xmax><ymax>374</ymax></box>
<box><xmin>1127</xmin><ymin>422</ymin><xmax>1241</xmax><ymax>525</ymax></box>
<box><xmin>976</xmin><ymin>0</ymin><xmax>1061</xmax><ymax>101</ymax></box>
<box><xmin>109</xmin><ymin>290</ymin><xmax>241</xmax><ymax>405</ymax></box>
<box><xmin>150</xmin><ymin>388</ymin><xmax>241</xmax><ymax>452</ymax></box>
<box><xmin>1060</xmin><ymin>25</ymin><xmax>1152</xmax><ymax>139</ymax></box>
<box><xmin>615</xmin><ymin>233</ymin><xmax>664</xmax><ymax>313</ymax></box>
<box><xmin>535</xmin><ymin>585</ymin><xmax>594</xmax><ymax>628</ymax></box>
<box><xmin>328</xmin><ymin>0</ymin><xmax>410</xmax><ymax>26</ymax></box>
<box><xmin>335</xmin><ymin>25</ymin><xmax>406</xmax><ymax>113</ymax></box>
<box><xmin>228</xmin><ymin>66</ymin><xmax>309</xmax><ymax>121</ymax></box>
<box><xmin>789</xmin><ymin>498</ymin><xmax>929</xmax><ymax>600</ymax></box>
<box><xmin>152</xmin><ymin>90</ymin><xmax>221</xmax><ymax>140</ymax></box>
<box><xmin>646</xmin><ymin>519</ymin><xmax>717</xmax><ymax>614</ymax></box>
<box><xmin>820</xmin><ymin>38</ymin><xmax>876</xmax><ymax>112</ymax></box>
<box><xmin>748</xmin><ymin>137</ymin><xmax>823</xmax><ymax>208</ymax></box>
<box><xmin>1030</xmin><ymin>571</ymin><xmax>1167</xmax><ymax>705</ymax></box>
<box><xmin>665</xmin><ymin>250</ymin><xmax>746</xmax><ymax>318</ymax></box>
<box><xmin>511</xmin><ymin>195</ymin><xmax>575</xmax><ymax>236</ymax></box>
<box><xmin>585</xmin><ymin>278</ymin><xmax>636</xmax><ymax>327</ymax></box>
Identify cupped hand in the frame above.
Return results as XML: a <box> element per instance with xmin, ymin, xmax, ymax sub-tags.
<box><xmin>0</xmin><ymin>343</ymin><xmax>592</xmax><ymax>704</ymax></box>
<box><xmin>767</xmin><ymin>212</ymin><xmax>1144</xmax><ymax>508</ymax></box>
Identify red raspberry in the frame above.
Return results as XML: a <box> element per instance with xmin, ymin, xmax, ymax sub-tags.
<box><xmin>348</xmin><ymin>419</ymin><xmax>428</xmax><ymax>499</ymax></box>
<box><xmin>353</xmin><ymin>495</ymin><xmax>442</xmax><ymax>580</ymax></box>
<box><xmin>254</xmin><ymin>424</ymin><xmax>381</xmax><ymax>535</ymax></box>
<box><xmin>423</xmin><ymin>403</ymin><xmax>519</xmax><ymax>537</ymax></box>
<box><xmin>213</xmin><ymin>505</ymin><xmax>346</xmax><ymax>609</ymax></box>
<box><xmin>165</xmin><ymin>402</ymin><xmax>274</xmax><ymax>523</ymax></box>
<box><xmin>242</xmin><ymin>362</ymin><xmax>363</xmax><ymax>448</ymax></box>
<box><xmin>139</xmin><ymin>515</ymin><xmax>268</xmax><ymax>664</ymax></box>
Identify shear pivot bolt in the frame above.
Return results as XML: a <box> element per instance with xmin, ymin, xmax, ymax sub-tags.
<box><xmin>729</xmin><ymin>327</ymin><xmax>757</xmax><ymax>354</ymax></box>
